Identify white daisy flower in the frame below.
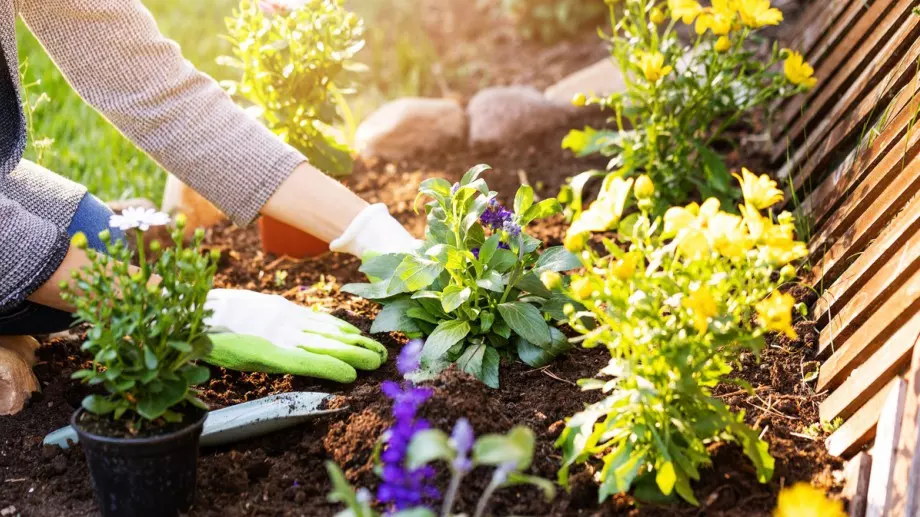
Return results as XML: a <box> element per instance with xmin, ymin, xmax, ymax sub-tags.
<box><xmin>109</xmin><ymin>207</ymin><xmax>171</xmax><ymax>232</ymax></box>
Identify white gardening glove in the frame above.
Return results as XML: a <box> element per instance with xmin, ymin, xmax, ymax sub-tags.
<box><xmin>328</xmin><ymin>203</ymin><xmax>421</xmax><ymax>258</ymax></box>
<box><xmin>203</xmin><ymin>289</ymin><xmax>387</xmax><ymax>383</ymax></box>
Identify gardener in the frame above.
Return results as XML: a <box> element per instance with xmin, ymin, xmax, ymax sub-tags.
<box><xmin>0</xmin><ymin>0</ymin><xmax>417</xmax><ymax>415</ymax></box>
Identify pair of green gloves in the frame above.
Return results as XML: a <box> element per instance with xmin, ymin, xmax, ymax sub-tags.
<box><xmin>204</xmin><ymin>289</ymin><xmax>386</xmax><ymax>383</ymax></box>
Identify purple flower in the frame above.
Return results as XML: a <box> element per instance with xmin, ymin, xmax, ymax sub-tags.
<box><xmin>480</xmin><ymin>199</ymin><xmax>514</xmax><ymax>230</ymax></box>
<box><xmin>397</xmin><ymin>339</ymin><xmax>424</xmax><ymax>377</ymax></box>
<box><xmin>502</xmin><ymin>220</ymin><xmax>522</xmax><ymax>237</ymax></box>
<box><xmin>498</xmin><ymin>242</ymin><xmax>510</xmax><ymax>250</ymax></box>
<box><xmin>450</xmin><ymin>182</ymin><xmax>460</xmax><ymax>195</ymax></box>
<box><xmin>450</xmin><ymin>418</ymin><xmax>475</xmax><ymax>474</ymax></box>
<box><xmin>471</xmin><ymin>248</ymin><xmax>480</xmax><ymax>259</ymax></box>
<box><xmin>491</xmin><ymin>461</ymin><xmax>518</xmax><ymax>485</ymax></box>
<box><xmin>378</xmin><ymin>381</ymin><xmax>439</xmax><ymax>512</ymax></box>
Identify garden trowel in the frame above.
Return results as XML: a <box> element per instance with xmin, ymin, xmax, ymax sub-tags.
<box><xmin>43</xmin><ymin>391</ymin><xmax>345</xmax><ymax>449</ymax></box>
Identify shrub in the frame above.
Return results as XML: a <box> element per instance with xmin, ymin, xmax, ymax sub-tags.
<box><xmin>220</xmin><ymin>0</ymin><xmax>364</xmax><ymax>176</ymax></box>
<box><xmin>499</xmin><ymin>0</ymin><xmax>608</xmax><ymax>43</ymax></box>
<box><xmin>343</xmin><ymin>165</ymin><xmax>580</xmax><ymax>387</ymax></box>
<box><xmin>556</xmin><ymin>170</ymin><xmax>806</xmax><ymax>503</ymax></box>
<box><xmin>62</xmin><ymin>213</ymin><xmax>219</xmax><ymax>429</ymax></box>
<box><xmin>561</xmin><ymin>0</ymin><xmax>816</xmax><ymax>213</ymax></box>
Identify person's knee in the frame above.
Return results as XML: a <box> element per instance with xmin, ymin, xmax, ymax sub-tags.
<box><xmin>66</xmin><ymin>194</ymin><xmax>125</xmax><ymax>252</ymax></box>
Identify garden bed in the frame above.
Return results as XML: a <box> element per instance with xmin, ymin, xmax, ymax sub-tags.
<box><xmin>1</xmin><ymin>115</ymin><xmax>841</xmax><ymax>516</ymax></box>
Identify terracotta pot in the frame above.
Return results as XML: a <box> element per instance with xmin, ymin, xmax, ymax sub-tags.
<box><xmin>258</xmin><ymin>216</ymin><xmax>329</xmax><ymax>257</ymax></box>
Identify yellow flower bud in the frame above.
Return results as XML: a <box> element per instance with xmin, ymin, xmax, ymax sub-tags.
<box><xmin>541</xmin><ymin>271</ymin><xmax>563</xmax><ymax>290</ymax></box>
<box><xmin>571</xmin><ymin>93</ymin><xmax>587</xmax><ymax>107</ymax></box>
<box><xmin>150</xmin><ymin>240</ymin><xmax>161</xmax><ymax>253</ymax></box>
<box><xmin>98</xmin><ymin>229</ymin><xmax>111</xmax><ymax>245</ymax></box>
<box><xmin>195</xmin><ymin>228</ymin><xmax>206</xmax><ymax>240</ymax></box>
<box><xmin>714</xmin><ymin>35</ymin><xmax>731</xmax><ymax>52</ymax></box>
<box><xmin>650</xmin><ymin>7</ymin><xmax>666</xmax><ymax>25</ymax></box>
<box><xmin>175</xmin><ymin>213</ymin><xmax>188</xmax><ymax>229</ymax></box>
<box><xmin>634</xmin><ymin>174</ymin><xmax>655</xmax><ymax>199</ymax></box>
<box><xmin>780</xmin><ymin>264</ymin><xmax>797</xmax><ymax>281</ymax></box>
<box><xmin>564</xmin><ymin>231</ymin><xmax>588</xmax><ymax>252</ymax></box>
<box><xmin>563</xmin><ymin>303</ymin><xmax>575</xmax><ymax>316</ymax></box>
<box><xmin>71</xmin><ymin>232</ymin><xmax>89</xmax><ymax>250</ymax></box>
<box><xmin>571</xmin><ymin>277</ymin><xmax>595</xmax><ymax>299</ymax></box>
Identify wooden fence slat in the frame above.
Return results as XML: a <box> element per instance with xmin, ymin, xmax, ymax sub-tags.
<box><xmin>799</xmin><ymin>87</ymin><xmax>920</xmax><ymax>234</ymax></box>
<box><xmin>777</xmin><ymin>15</ymin><xmax>920</xmax><ymax>188</ymax></box>
<box><xmin>816</xmin><ymin>268</ymin><xmax>920</xmax><ymax>391</ymax></box>
<box><xmin>807</xmin><ymin>144</ymin><xmax>920</xmax><ymax>292</ymax></box>
<box><xmin>812</xmin><ymin>186</ymin><xmax>920</xmax><ymax>327</ymax></box>
<box><xmin>819</xmin><ymin>308</ymin><xmax>920</xmax><ymax>423</ymax></box>
<box><xmin>845</xmin><ymin>452</ymin><xmax>872</xmax><ymax>517</ymax></box>
<box><xmin>865</xmin><ymin>379</ymin><xmax>908</xmax><ymax>516</ymax></box>
<box><xmin>826</xmin><ymin>377</ymin><xmax>899</xmax><ymax>458</ymax></box>
<box><xmin>788</xmin><ymin>0</ymin><xmax>856</xmax><ymax>62</ymax></box>
<box><xmin>818</xmin><ymin>227</ymin><xmax>920</xmax><ymax>348</ymax></box>
<box><xmin>883</xmin><ymin>341</ymin><xmax>920</xmax><ymax>515</ymax></box>
<box><xmin>772</xmin><ymin>0</ymin><xmax>914</xmax><ymax>163</ymax></box>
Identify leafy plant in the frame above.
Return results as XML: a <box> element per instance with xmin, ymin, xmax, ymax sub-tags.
<box><xmin>556</xmin><ymin>170</ymin><xmax>806</xmax><ymax>503</ymax></box>
<box><xmin>561</xmin><ymin>0</ymin><xmax>816</xmax><ymax>213</ymax></box>
<box><xmin>220</xmin><ymin>0</ymin><xmax>364</xmax><ymax>175</ymax></box>
<box><xmin>62</xmin><ymin>213</ymin><xmax>219</xmax><ymax>428</ymax></box>
<box><xmin>343</xmin><ymin>165</ymin><xmax>581</xmax><ymax>387</ymax></box>
<box><xmin>498</xmin><ymin>0</ymin><xmax>608</xmax><ymax>43</ymax></box>
<box><xmin>326</xmin><ymin>341</ymin><xmax>553</xmax><ymax>517</ymax></box>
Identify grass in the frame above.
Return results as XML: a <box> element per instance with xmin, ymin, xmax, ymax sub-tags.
<box><xmin>16</xmin><ymin>0</ymin><xmax>439</xmax><ymax>205</ymax></box>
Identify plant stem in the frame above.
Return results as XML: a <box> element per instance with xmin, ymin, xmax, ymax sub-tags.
<box><xmin>440</xmin><ymin>471</ymin><xmax>464</xmax><ymax>517</ymax></box>
<box><xmin>472</xmin><ymin>479</ymin><xmax>501</xmax><ymax>517</ymax></box>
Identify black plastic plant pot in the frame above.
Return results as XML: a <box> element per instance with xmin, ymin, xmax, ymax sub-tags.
<box><xmin>71</xmin><ymin>406</ymin><xmax>207</xmax><ymax>517</ymax></box>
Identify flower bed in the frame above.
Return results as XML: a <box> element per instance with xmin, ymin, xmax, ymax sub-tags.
<box><xmin>0</xmin><ymin>115</ymin><xmax>841</xmax><ymax>516</ymax></box>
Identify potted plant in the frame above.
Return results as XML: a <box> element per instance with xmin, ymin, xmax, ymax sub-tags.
<box><xmin>222</xmin><ymin>0</ymin><xmax>364</xmax><ymax>257</ymax></box>
<box><xmin>61</xmin><ymin>210</ymin><xmax>219</xmax><ymax>517</ymax></box>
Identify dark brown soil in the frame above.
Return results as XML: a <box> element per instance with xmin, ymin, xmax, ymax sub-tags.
<box><xmin>1</xmin><ymin>116</ymin><xmax>842</xmax><ymax>516</ymax></box>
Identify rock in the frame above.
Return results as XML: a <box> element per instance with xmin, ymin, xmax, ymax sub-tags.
<box><xmin>467</xmin><ymin>86</ymin><xmax>572</xmax><ymax>148</ymax></box>
<box><xmin>0</xmin><ymin>336</ymin><xmax>40</xmax><ymax>416</ymax></box>
<box><xmin>161</xmin><ymin>174</ymin><xmax>226</xmax><ymax>237</ymax></box>
<box><xmin>105</xmin><ymin>197</ymin><xmax>156</xmax><ymax>214</ymax></box>
<box><xmin>355</xmin><ymin>97</ymin><xmax>466</xmax><ymax>161</ymax></box>
<box><xmin>544</xmin><ymin>58</ymin><xmax>625</xmax><ymax>104</ymax></box>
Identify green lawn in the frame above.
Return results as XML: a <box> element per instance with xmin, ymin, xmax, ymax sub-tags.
<box><xmin>16</xmin><ymin>0</ymin><xmax>241</xmax><ymax>204</ymax></box>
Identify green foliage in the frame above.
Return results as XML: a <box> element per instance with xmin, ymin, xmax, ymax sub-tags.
<box><xmin>343</xmin><ymin>165</ymin><xmax>580</xmax><ymax>387</ymax></box>
<box><xmin>61</xmin><ymin>218</ymin><xmax>219</xmax><ymax>427</ymax></box>
<box><xmin>561</xmin><ymin>0</ymin><xmax>811</xmax><ymax>213</ymax></box>
<box><xmin>557</xmin><ymin>172</ymin><xmax>808</xmax><ymax>503</ymax></box>
<box><xmin>499</xmin><ymin>0</ymin><xmax>608</xmax><ymax>44</ymax></box>
<box><xmin>220</xmin><ymin>0</ymin><xmax>364</xmax><ymax>176</ymax></box>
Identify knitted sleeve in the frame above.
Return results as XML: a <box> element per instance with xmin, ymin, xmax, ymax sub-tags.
<box><xmin>0</xmin><ymin>192</ymin><xmax>70</xmax><ymax>312</ymax></box>
<box><xmin>18</xmin><ymin>0</ymin><xmax>307</xmax><ymax>226</ymax></box>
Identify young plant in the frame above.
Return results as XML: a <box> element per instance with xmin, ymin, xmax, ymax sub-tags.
<box><xmin>561</xmin><ymin>0</ymin><xmax>816</xmax><ymax>213</ymax></box>
<box><xmin>221</xmin><ymin>0</ymin><xmax>364</xmax><ymax>176</ymax></box>
<box><xmin>325</xmin><ymin>341</ymin><xmax>554</xmax><ymax>517</ymax></box>
<box><xmin>343</xmin><ymin>165</ymin><xmax>581</xmax><ymax>388</ymax></box>
<box><xmin>61</xmin><ymin>211</ymin><xmax>219</xmax><ymax>429</ymax></box>
<box><xmin>556</xmin><ymin>170</ymin><xmax>806</xmax><ymax>503</ymax></box>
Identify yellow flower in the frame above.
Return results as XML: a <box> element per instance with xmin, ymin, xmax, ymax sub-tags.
<box><xmin>71</xmin><ymin>232</ymin><xmax>89</xmax><ymax>250</ymax></box>
<box><xmin>677</xmin><ymin>228</ymin><xmax>711</xmax><ymax>259</ymax></box>
<box><xmin>773</xmin><ymin>483</ymin><xmax>845</xmax><ymax>517</ymax></box>
<box><xmin>637</xmin><ymin>51</ymin><xmax>673</xmax><ymax>82</ymax></box>
<box><xmin>695</xmin><ymin>11</ymin><xmax>732</xmax><ymax>35</ymax></box>
<box><xmin>564</xmin><ymin>230</ymin><xmax>588</xmax><ymax>252</ymax></box>
<box><xmin>684</xmin><ymin>285</ymin><xmax>718</xmax><ymax>333</ymax></box>
<box><xmin>571</xmin><ymin>277</ymin><xmax>597</xmax><ymax>299</ymax></box>
<box><xmin>784</xmin><ymin>50</ymin><xmax>817</xmax><ymax>90</ymax></box>
<box><xmin>650</xmin><ymin>7</ymin><xmax>666</xmax><ymax>24</ymax></box>
<box><xmin>663</xmin><ymin>206</ymin><xmax>696</xmax><ymax>237</ymax></box>
<box><xmin>736</xmin><ymin>0</ymin><xmax>782</xmax><ymax>28</ymax></box>
<box><xmin>668</xmin><ymin>0</ymin><xmax>702</xmax><ymax>24</ymax></box>
<box><xmin>714</xmin><ymin>35</ymin><xmax>731</xmax><ymax>52</ymax></box>
<box><xmin>572</xmin><ymin>92</ymin><xmax>587</xmax><ymax>107</ymax></box>
<box><xmin>734</xmin><ymin>167</ymin><xmax>784</xmax><ymax>209</ymax></box>
<box><xmin>707</xmin><ymin>212</ymin><xmax>751</xmax><ymax>258</ymax></box>
<box><xmin>635</xmin><ymin>174</ymin><xmax>655</xmax><ymax>199</ymax></box>
<box><xmin>541</xmin><ymin>271</ymin><xmax>562</xmax><ymax>290</ymax></box>
<box><xmin>564</xmin><ymin>177</ymin><xmax>633</xmax><ymax>251</ymax></box>
<box><xmin>610</xmin><ymin>253</ymin><xmax>639</xmax><ymax>280</ymax></box>
<box><xmin>756</xmin><ymin>291</ymin><xmax>797</xmax><ymax>339</ymax></box>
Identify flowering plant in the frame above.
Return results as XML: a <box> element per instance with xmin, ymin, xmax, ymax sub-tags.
<box><xmin>326</xmin><ymin>341</ymin><xmax>553</xmax><ymax>517</ymax></box>
<box><xmin>561</xmin><ymin>0</ymin><xmax>816</xmax><ymax>213</ymax></box>
<box><xmin>555</xmin><ymin>170</ymin><xmax>806</xmax><ymax>503</ymax></box>
<box><xmin>62</xmin><ymin>213</ymin><xmax>219</xmax><ymax>429</ymax></box>
<box><xmin>773</xmin><ymin>483</ymin><xmax>846</xmax><ymax>517</ymax></box>
<box><xmin>221</xmin><ymin>0</ymin><xmax>364</xmax><ymax>176</ymax></box>
<box><xmin>343</xmin><ymin>165</ymin><xmax>581</xmax><ymax>388</ymax></box>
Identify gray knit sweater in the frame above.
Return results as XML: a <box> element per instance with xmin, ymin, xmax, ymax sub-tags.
<box><xmin>0</xmin><ymin>0</ymin><xmax>306</xmax><ymax>312</ymax></box>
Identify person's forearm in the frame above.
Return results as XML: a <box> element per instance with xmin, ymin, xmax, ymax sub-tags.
<box><xmin>260</xmin><ymin>162</ymin><xmax>367</xmax><ymax>243</ymax></box>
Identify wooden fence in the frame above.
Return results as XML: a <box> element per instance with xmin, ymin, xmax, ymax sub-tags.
<box><xmin>773</xmin><ymin>0</ymin><xmax>920</xmax><ymax>514</ymax></box>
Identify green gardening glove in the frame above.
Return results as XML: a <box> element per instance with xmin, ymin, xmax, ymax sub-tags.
<box><xmin>203</xmin><ymin>289</ymin><xmax>387</xmax><ymax>383</ymax></box>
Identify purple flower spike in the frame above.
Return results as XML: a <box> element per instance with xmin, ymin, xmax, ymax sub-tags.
<box><xmin>450</xmin><ymin>418</ymin><xmax>475</xmax><ymax>474</ymax></box>
<box><xmin>480</xmin><ymin>199</ymin><xmax>514</xmax><ymax>230</ymax></box>
<box><xmin>502</xmin><ymin>220</ymin><xmax>522</xmax><ymax>237</ymax></box>
<box><xmin>491</xmin><ymin>460</ymin><xmax>518</xmax><ymax>485</ymax></box>
<box><xmin>450</xmin><ymin>182</ymin><xmax>460</xmax><ymax>195</ymax></box>
<box><xmin>471</xmin><ymin>248</ymin><xmax>480</xmax><ymax>259</ymax></box>
<box><xmin>498</xmin><ymin>242</ymin><xmax>510</xmax><ymax>250</ymax></box>
<box><xmin>397</xmin><ymin>339</ymin><xmax>424</xmax><ymax>376</ymax></box>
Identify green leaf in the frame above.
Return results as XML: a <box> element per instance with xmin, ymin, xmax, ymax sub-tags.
<box><xmin>82</xmin><ymin>394</ymin><xmax>117</xmax><ymax>415</ymax></box>
<box><xmin>599</xmin><ymin>446</ymin><xmax>644</xmax><ymax>502</ymax></box>
<box><xmin>521</xmin><ymin>234</ymin><xmax>542</xmax><ymax>254</ymax></box>
<box><xmin>498</xmin><ymin>302</ymin><xmax>551</xmax><ymax>347</ymax></box>
<box><xmin>535</xmin><ymin>246</ymin><xmax>581</xmax><ymax>272</ymax></box>
<box><xmin>479</xmin><ymin>311</ymin><xmax>495</xmax><ymax>332</ymax></box>
<box><xmin>181</xmin><ymin>364</ymin><xmax>210</xmax><ymax>385</ymax></box>
<box><xmin>419</xmin><ymin>177</ymin><xmax>452</xmax><ymax>199</ymax></box>
<box><xmin>137</xmin><ymin>378</ymin><xmax>187</xmax><ymax>421</ymax></box>
<box><xmin>481</xmin><ymin>347</ymin><xmax>501</xmax><ymax>388</ymax></box>
<box><xmin>476</xmin><ymin>270</ymin><xmax>504</xmax><ymax>292</ymax></box>
<box><xmin>479</xmin><ymin>234</ymin><xmax>501</xmax><ymax>265</ymax></box>
<box><xmin>488</xmin><ymin>249</ymin><xmax>518</xmax><ymax>273</ymax></box>
<box><xmin>390</xmin><ymin>510</ymin><xmax>437</xmax><ymax>517</ymax></box>
<box><xmin>372</xmin><ymin>299</ymin><xmax>422</xmax><ymax>333</ymax></box>
<box><xmin>359</xmin><ymin>253</ymin><xmax>406</xmax><ymax>282</ymax></box>
<box><xmin>168</xmin><ymin>340</ymin><xmax>193</xmax><ymax>353</ymax></box>
<box><xmin>505</xmin><ymin>472</ymin><xmax>557</xmax><ymax>501</ymax></box>
<box><xmin>407</xmin><ymin>307</ymin><xmax>440</xmax><ymax>324</ymax></box>
<box><xmin>456</xmin><ymin>344</ymin><xmax>500</xmax><ymax>388</ymax></box>
<box><xmin>388</xmin><ymin>255</ymin><xmax>445</xmax><ymax>295</ymax></box>
<box><xmin>460</xmin><ymin>164</ymin><xmax>491</xmax><ymax>186</ymax></box>
<box><xmin>520</xmin><ymin>199</ymin><xmax>562</xmax><ymax>225</ymax></box>
<box><xmin>656</xmin><ymin>461</ymin><xmax>677</xmax><ymax>496</ymax></box>
<box><xmin>515</xmin><ymin>327</ymin><xmax>572</xmax><ymax>367</ymax></box>
<box><xmin>473</xmin><ymin>426</ymin><xmax>535</xmax><ymax>469</ymax></box>
<box><xmin>421</xmin><ymin>320</ymin><xmax>470</xmax><ymax>364</ymax></box>
<box><xmin>341</xmin><ymin>281</ymin><xmax>392</xmax><ymax>300</ymax></box>
<box><xmin>406</xmin><ymin>429</ymin><xmax>454</xmax><ymax>469</ymax></box>
<box><xmin>514</xmin><ymin>272</ymin><xmax>553</xmax><ymax>298</ymax></box>
<box><xmin>144</xmin><ymin>347</ymin><xmax>158</xmax><ymax>369</ymax></box>
<box><xmin>441</xmin><ymin>285</ymin><xmax>472</xmax><ymax>313</ymax></box>
<box><xmin>461</xmin><ymin>196</ymin><xmax>492</xmax><ymax>232</ymax></box>
<box><xmin>514</xmin><ymin>184</ymin><xmax>534</xmax><ymax>215</ymax></box>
